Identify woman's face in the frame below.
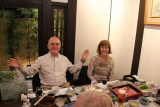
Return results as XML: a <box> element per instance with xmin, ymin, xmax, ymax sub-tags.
<box><xmin>100</xmin><ymin>45</ymin><xmax>109</xmax><ymax>56</ymax></box>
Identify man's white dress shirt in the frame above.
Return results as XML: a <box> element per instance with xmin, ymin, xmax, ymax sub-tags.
<box><xmin>19</xmin><ymin>52</ymin><xmax>83</xmax><ymax>86</ymax></box>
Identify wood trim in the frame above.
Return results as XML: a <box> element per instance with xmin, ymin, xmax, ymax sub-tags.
<box><xmin>0</xmin><ymin>0</ymin><xmax>42</xmax><ymax>8</ymax></box>
<box><xmin>51</xmin><ymin>5</ymin><xmax>68</xmax><ymax>56</ymax></box>
<box><xmin>51</xmin><ymin>2</ymin><xmax>68</xmax><ymax>6</ymax></box>
<box><xmin>38</xmin><ymin>2</ymin><xmax>43</xmax><ymax>56</ymax></box>
<box><xmin>67</xmin><ymin>0</ymin><xmax>77</xmax><ymax>63</ymax></box>
<box><xmin>40</xmin><ymin>0</ymin><xmax>52</xmax><ymax>56</ymax></box>
<box><xmin>131</xmin><ymin>0</ymin><xmax>146</xmax><ymax>75</ymax></box>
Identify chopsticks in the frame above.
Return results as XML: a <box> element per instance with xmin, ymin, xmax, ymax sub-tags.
<box><xmin>34</xmin><ymin>92</ymin><xmax>48</xmax><ymax>106</ymax></box>
<box><xmin>61</xmin><ymin>82</ymin><xmax>70</xmax><ymax>88</ymax></box>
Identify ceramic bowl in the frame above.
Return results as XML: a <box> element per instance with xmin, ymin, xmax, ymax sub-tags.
<box><xmin>74</xmin><ymin>87</ymin><xmax>82</xmax><ymax>94</ymax></box>
<box><xmin>47</xmin><ymin>91</ymin><xmax>55</xmax><ymax>97</ymax></box>
<box><xmin>39</xmin><ymin>96</ymin><xmax>55</xmax><ymax>107</ymax></box>
<box><xmin>128</xmin><ymin>100</ymin><xmax>139</xmax><ymax>107</ymax></box>
<box><xmin>65</xmin><ymin>89</ymin><xmax>75</xmax><ymax>97</ymax></box>
<box><xmin>52</xmin><ymin>86</ymin><xmax>60</xmax><ymax>94</ymax></box>
<box><xmin>138</xmin><ymin>96</ymin><xmax>151</xmax><ymax>106</ymax></box>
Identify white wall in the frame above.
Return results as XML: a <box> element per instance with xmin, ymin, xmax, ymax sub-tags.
<box><xmin>75</xmin><ymin>0</ymin><xmax>111</xmax><ymax>65</ymax></box>
<box><xmin>75</xmin><ymin>0</ymin><xmax>160</xmax><ymax>83</ymax></box>
<box><xmin>138</xmin><ymin>25</ymin><xmax>160</xmax><ymax>84</ymax></box>
<box><xmin>75</xmin><ymin>0</ymin><xmax>140</xmax><ymax>80</ymax></box>
<box><xmin>109</xmin><ymin>0</ymin><xmax>140</xmax><ymax>79</ymax></box>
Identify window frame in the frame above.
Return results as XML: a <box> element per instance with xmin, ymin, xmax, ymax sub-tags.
<box><xmin>51</xmin><ymin>2</ymin><xmax>68</xmax><ymax>56</ymax></box>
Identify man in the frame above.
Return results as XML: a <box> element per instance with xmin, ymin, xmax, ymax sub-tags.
<box><xmin>8</xmin><ymin>36</ymin><xmax>89</xmax><ymax>88</ymax></box>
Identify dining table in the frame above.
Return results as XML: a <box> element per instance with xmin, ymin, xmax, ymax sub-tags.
<box><xmin>0</xmin><ymin>80</ymin><xmax>159</xmax><ymax>107</ymax></box>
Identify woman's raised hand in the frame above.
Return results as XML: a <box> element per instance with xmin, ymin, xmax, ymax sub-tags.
<box><xmin>82</xmin><ymin>50</ymin><xmax>89</xmax><ymax>61</ymax></box>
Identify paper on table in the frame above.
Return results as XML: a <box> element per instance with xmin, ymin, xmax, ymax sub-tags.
<box><xmin>70</xmin><ymin>95</ymin><xmax>77</xmax><ymax>102</ymax></box>
<box><xmin>96</xmin><ymin>83</ymin><xmax>104</xmax><ymax>88</ymax></box>
<box><xmin>43</xmin><ymin>90</ymin><xmax>52</xmax><ymax>94</ymax></box>
<box><xmin>55</xmin><ymin>87</ymin><xmax>73</xmax><ymax>96</ymax></box>
<box><xmin>28</xmin><ymin>93</ymin><xmax>36</xmax><ymax>98</ymax></box>
<box><xmin>107</xmin><ymin>80</ymin><xmax>120</xmax><ymax>85</ymax></box>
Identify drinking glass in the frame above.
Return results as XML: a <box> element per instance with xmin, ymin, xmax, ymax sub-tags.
<box><xmin>101</xmin><ymin>78</ymin><xmax>107</xmax><ymax>85</ymax></box>
<box><xmin>28</xmin><ymin>89</ymin><xmax>33</xmax><ymax>94</ymax></box>
<box><xmin>101</xmin><ymin>78</ymin><xmax>107</xmax><ymax>90</ymax></box>
<box><xmin>36</xmin><ymin>87</ymin><xmax>43</xmax><ymax>97</ymax></box>
<box><xmin>117</xmin><ymin>89</ymin><xmax>126</xmax><ymax>107</ymax></box>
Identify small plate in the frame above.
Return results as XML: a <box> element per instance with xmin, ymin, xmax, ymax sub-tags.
<box><xmin>65</xmin><ymin>89</ymin><xmax>75</xmax><ymax>97</ymax></box>
<box><xmin>74</xmin><ymin>87</ymin><xmax>82</xmax><ymax>94</ymax></box>
<box><xmin>107</xmin><ymin>92</ymin><xmax>118</xmax><ymax>102</ymax></box>
<box><xmin>128</xmin><ymin>100</ymin><xmax>139</xmax><ymax>107</ymax></box>
<box><xmin>138</xmin><ymin>96</ymin><xmax>151</xmax><ymax>106</ymax></box>
<box><xmin>52</xmin><ymin>86</ymin><xmax>60</xmax><ymax>94</ymax></box>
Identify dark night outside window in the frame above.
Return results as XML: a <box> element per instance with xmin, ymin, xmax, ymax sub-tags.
<box><xmin>53</xmin><ymin>6</ymin><xmax>67</xmax><ymax>55</ymax></box>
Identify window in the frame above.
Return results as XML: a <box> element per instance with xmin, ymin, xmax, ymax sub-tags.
<box><xmin>52</xmin><ymin>3</ymin><xmax>67</xmax><ymax>55</ymax></box>
<box><xmin>0</xmin><ymin>7</ymin><xmax>39</xmax><ymax>71</ymax></box>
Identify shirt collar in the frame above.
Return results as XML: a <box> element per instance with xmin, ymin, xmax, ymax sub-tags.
<box><xmin>48</xmin><ymin>52</ymin><xmax>59</xmax><ymax>58</ymax></box>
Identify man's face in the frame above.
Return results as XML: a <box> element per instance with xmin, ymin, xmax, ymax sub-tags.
<box><xmin>47</xmin><ymin>37</ymin><xmax>61</xmax><ymax>56</ymax></box>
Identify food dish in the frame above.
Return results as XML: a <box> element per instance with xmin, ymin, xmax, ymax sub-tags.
<box><xmin>128</xmin><ymin>100</ymin><xmax>139</xmax><ymax>107</ymax></box>
<box><xmin>137</xmin><ymin>84</ymin><xmax>154</xmax><ymax>96</ymax></box>
<box><xmin>39</xmin><ymin>96</ymin><xmax>55</xmax><ymax>107</ymax></box>
<box><xmin>65</xmin><ymin>89</ymin><xmax>75</xmax><ymax>97</ymax></box>
<box><xmin>52</xmin><ymin>86</ymin><xmax>60</xmax><ymax>94</ymax></box>
<box><xmin>107</xmin><ymin>92</ymin><xmax>118</xmax><ymax>102</ymax></box>
<box><xmin>74</xmin><ymin>87</ymin><xmax>82</xmax><ymax>94</ymax></box>
<box><xmin>55</xmin><ymin>95</ymin><xmax>71</xmax><ymax>104</ymax></box>
<box><xmin>123</xmin><ymin>75</ymin><xmax>137</xmax><ymax>83</ymax></box>
<box><xmin>81</xmin><ymin>85</ymin><xmax>103</xmax><ymax>92</ymax></box>
<box><xmin>47</xmin><ymin>91</ymin><xmax>55</xmax><ymax>97</ymax></box>
<box><xmin>110</xmin><ymin>84</ymin><xmax>143</xmax><ymax>101</ymax></box>
<box><xmin>138</xmin><ymin>96</ymin><xmax>151</xmax><ymax>106</ymax></box>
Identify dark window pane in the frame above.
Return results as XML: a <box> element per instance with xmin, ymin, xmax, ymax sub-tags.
<box><xmin>53</xmin><ymin>7</ymin><xmax>65</xmax><ymax>54</ymax></box>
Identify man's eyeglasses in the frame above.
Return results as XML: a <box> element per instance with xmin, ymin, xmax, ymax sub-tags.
<box><xmin>50</xmin><ymin>43</ymin><xmax>60</xmax><ymax>46</ymax></box>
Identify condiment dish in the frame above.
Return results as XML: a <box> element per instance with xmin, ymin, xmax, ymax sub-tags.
<box><xmin>128</xmin><ymin>100</ymin><xmax>139</xmax><ymax>107</ymax></box>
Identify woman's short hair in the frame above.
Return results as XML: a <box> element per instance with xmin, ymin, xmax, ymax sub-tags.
<box><xmin>75</xmin><ymin>90</ymin><xmax>114</xmax><ymax>107</ymax></box>
<box><xmin>97</xmin><ymin>40</ymin><xmax>112</xmax><ymax>55</ymax></box>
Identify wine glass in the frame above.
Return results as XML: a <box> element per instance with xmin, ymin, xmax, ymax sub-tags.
<box><xmin>101</xmin><ymin>78</ymin><xmax>108</xmax><ymax>90</ymax></box>
<box><xmin>102</xmin><ymin>79</ymin><xmax>107</xmax><ymax>85</ymax></box>
<box><xmin>101</xmin><ymin>78</ymin><xmax>107</xmax><ymax>85</ymax></box>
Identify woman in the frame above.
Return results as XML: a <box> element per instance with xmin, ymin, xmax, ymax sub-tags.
<box><xmin>87</xmin><ymin>40</ymin><xmax>114</xmax><ymax>83</ymax></box>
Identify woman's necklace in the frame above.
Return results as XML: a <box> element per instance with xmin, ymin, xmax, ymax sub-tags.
<box><xmin>98</xmin><ymin>55</ymin><xmax>109</xmax><ymax>62</ymax></box>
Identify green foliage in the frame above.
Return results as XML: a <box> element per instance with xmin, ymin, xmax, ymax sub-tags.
<box><xmin>0</xmin><ymin>7</ymin><xmax>38</xmax><ymax>71</ymax></box>
<box><xmin>0</xmin><ymin>8</ymin><xmax>10</xmax><ymax>18</ymax></box>
<box><xmin>0</xmin><ymin>72</ymin><xmax>17</xmax><ymax>82</ymax></box>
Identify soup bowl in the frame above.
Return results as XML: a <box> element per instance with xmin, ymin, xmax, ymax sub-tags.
<box><xmin>39</xmin><ymin>96</ymin><xmax>55</xmax><ymax>107</ymax></box>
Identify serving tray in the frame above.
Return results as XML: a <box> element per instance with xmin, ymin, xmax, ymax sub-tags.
<box><xmin>110</xmin><ymin>84</ymin><xmax>143</xmax><ymax>101</ymax></box>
